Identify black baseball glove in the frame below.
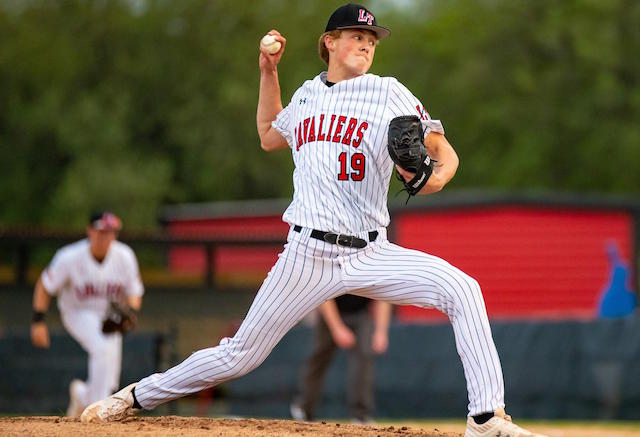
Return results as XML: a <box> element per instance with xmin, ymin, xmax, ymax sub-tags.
<box><xmin>102</xmin><ymin>301</ymin><xmax>138</xmax><ymax>334</ymax></box>
<box><xmin>387</xmin><ymin>115</ymin><xmax>434</xmax><ymax>196</ymax></box>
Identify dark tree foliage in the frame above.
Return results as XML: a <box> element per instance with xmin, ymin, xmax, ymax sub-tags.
<box><xmin>0</xmin><ymin>0</ymin><xmax>638</xmax><ymax>228</ymax></box>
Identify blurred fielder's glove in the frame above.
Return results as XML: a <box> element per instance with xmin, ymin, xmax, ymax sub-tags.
<box><xmin>102</xmin><ymin>301</ymin><xmax>138</xmax><ymax>334</ymax></box>
<box><xmin>387</xmin><ymin>115</ymin><xmax>434</xmax><ymax>196</ymax></box>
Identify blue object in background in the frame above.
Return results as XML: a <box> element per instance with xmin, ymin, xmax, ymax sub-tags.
<box><xmin>598</xmin><ymin>241</ymin><xmax>637</xmax><ymax>318</ymax></box>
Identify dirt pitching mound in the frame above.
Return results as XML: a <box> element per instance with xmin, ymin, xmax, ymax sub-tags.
<box><xmin>0</xmin><ymin>416</ymin><xmax>462</xmax><ymax>436</ymax></box>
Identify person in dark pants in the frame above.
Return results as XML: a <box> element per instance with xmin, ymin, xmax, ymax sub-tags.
<box><xmin>290</xmin><ymin>295</ymin><xmax>392</xmax><ymax>423</ymax></box>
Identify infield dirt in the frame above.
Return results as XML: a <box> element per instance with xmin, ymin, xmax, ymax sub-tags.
<box><xmin>4</xmin><ymin>416</ymin><xmax>637</xmax><ymax>436</ymax></box>
<box><xmin>0</xmin><ymin>416</ymin><xmax>460</xmax><ymax>436</ymax></box>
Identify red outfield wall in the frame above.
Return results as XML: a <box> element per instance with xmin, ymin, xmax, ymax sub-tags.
<box><xmin>394</xmin><ymin>207</ymin><xmax>633</xmax><ymax>322</ymax></box>
<box><xmin>167</xmin><ymin>216</ymin><xmax>287</xmax><ymax>284</ymax></box>
<box><xmin>165</xmin><ymin>202</ymin><xmax>636</xmax><ymax>322</ymax></box>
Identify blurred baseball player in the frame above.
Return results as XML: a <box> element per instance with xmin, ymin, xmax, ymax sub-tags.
<box><xmin>81</xmin><ymin>4</ymin><xmax>547</xmax><ymax>436</ymax></box>
<box><xmin>31</xmin><ymin>211</ymin><xmax>143</xmax><ymax>417</ymax></box>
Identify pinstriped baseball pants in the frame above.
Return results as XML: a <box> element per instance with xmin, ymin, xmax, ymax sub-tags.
<box><xmin>134</xmin><ymin>226</ymin><xmax>505</xmax><ymax>416</ymax></box>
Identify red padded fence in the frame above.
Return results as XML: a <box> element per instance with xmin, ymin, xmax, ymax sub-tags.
<box><xmin>167</xmin><ymin>216</ymin><xmax>287</xmax><ymax>284</ymax></box>
<box><xmin>394</xmin><ymin>207</ymin><xmax>634</xmax><ymax>322</ymax></box>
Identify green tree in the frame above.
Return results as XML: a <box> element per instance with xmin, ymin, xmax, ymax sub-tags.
<box><xmin>0</xmin><ymin>0</ymin><xmax>638</xmax><ymax>229</ymax></box>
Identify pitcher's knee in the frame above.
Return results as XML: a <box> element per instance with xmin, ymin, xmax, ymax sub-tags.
<box><xmin>464</xmin><ymin>274</ymin><xmax>483</xmax><ymax>298</ymax></box>
<box><xmin>449</xmin><ymin>274</ymin><xmax>484</xmax><ymax>309</ymax></box>
<box><xmin>467</xmin><ymin>275</ymin><xmax>482</xmax><ymax>295</ymax></box>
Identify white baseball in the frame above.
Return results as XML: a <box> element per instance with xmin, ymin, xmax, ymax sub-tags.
<box><xmin>260</xmin><ymin>34</ymin><xmax>281</xmax><ymax>55</ymax></box>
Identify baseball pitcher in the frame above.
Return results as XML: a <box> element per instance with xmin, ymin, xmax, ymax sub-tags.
<box><xmin>81</xmin><ymin>5</ymin><xmax>547</xmax><ymax>436</ymax></box>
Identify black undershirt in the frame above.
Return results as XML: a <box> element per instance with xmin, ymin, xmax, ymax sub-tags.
<box><xmin>335</xmin><ymin>294</ymin><xmax>370</xmax><ymax>315</ymax></box>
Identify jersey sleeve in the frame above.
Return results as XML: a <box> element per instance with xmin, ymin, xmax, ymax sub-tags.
<box><xmin>40</xmin><ymin>249</ymin><xmax>72</xmax><ymax>296</ymax></box>
<box><xmin>271</xmin><ymin>103</ymin><xmax>295</xmax><ymax>148</ymax></box>
<box><xmin>122</xmin><ymin>246</ymin><xmax>144</xmax><ymax>298</ymax></box>
<box><xmin>387</xmin><ymin>79</ymin><xmax>445</xmax><ymax>136</ymax></box>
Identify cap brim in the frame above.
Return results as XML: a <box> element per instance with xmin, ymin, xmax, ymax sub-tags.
<box><xmin>91</xmin><ymin>216</ymin><xmax>122</xmax><ymax>231</ymax></box>
<box><xmin>92</xmin><ymin>223</ymin><xmax>121</xmax><ymax>231</ymax></box>
<box><xmin>336</xmin><ymin>25</ymin><xmax>390</xmax><ymax>40</ymax></box>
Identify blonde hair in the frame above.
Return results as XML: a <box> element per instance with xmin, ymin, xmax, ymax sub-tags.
<box><xmin>317</xmin><ymin>30</ymin><xmax>342</xmax><ymax>65</ymax></box>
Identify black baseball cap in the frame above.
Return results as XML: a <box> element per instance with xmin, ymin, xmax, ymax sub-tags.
<box><xmin>325</xmin><ymin>4</ymin><xmax>390</xmax><ymax>40</ymax></box>
<box><xmin>89</xmin><ymin>211</ymin><xmax>122</xmax><ymax>231</ymax></box>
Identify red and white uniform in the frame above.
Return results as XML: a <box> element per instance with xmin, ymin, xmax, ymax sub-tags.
<box><xmin>134</xmin><ymin>72</ymin><xmax>505</xmax><ymax>417</ymax></box>
<box><xmin>42</xmin><ymin>239</ymin><xmax>144</xmax><ymax>406</ymax></box>
<box><xmin>275</xmin><ymin>72</ymin><xmax>444</xmax><ymax>232</ymax></box>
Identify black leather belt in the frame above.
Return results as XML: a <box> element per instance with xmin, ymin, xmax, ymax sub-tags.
<box><xmin>293</xmin><ymin>225</ymin><xmax>378</xmax><ymax>249</ymax></box>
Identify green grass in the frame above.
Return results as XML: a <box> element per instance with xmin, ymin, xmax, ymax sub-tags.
<box><xmin>375</xmin><ymin>418</ymin><xmax>640</xmax><ymax>436</ymax></box>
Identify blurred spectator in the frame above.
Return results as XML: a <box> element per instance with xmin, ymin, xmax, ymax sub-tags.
<box><xmin>290</xmin><ymin>296</ymin><xmax>391</xmax><ymax>423</ymax></box>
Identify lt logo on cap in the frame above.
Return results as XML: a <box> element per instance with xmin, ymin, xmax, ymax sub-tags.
<box><xmin>324</xmin><ymin>4</ymin><xmax>390</xmax><ymax>40</ymax></box>
<box><xmin>358</xmin><ymin>9</ymin><xmax>374</xmax><ymax>26</ymax></box>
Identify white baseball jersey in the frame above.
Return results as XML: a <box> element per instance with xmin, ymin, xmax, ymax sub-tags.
<box><xmin>133</xmin><ymin>72</ymin><xmax>505</xmax><ymax>418</ymax></box>
<box><xmin>41</xmin><ymin>239</ymin><xmax>144</xmax><ymax>316</ymax></box>
<box><xmin>273</xmin><ymin>72</ymin><xmax>444</xmax><ymax>233</ymax></box>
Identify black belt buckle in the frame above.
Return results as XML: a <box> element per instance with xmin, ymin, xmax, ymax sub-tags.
<box><xmin>323</xmin><ymin>232</ymin><xmax>338</xmax><ymax>245</ymax></box>
<box><xmin>336</xmin><ymin>233</ymin><xmax>352</xmax><ymax>248</ymax></box>
<box><xmin>323</xmin><ymin>232</ymin><xmax>367</xmax><ymax>248</ymax></box>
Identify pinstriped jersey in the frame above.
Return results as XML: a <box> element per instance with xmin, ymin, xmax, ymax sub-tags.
<box><xmin>272</xmin><ymin>72</ymin><xmax>444</xmax><ymax>234</ymax></box>
<box><xmin>41</xmin><ymin>239</ymin><xmax>144</xmax><ymax>315</ymax></box>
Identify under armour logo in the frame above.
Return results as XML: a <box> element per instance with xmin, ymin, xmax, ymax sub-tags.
<box><xmin>299</xmin><ymin>98</ymin><xmax>307</xmax><ymax>105</ymax></box>
<box><xmin>358</xmin><ymin>9</ymin><xmax>374</xmax><ymax>25</ymax></box>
